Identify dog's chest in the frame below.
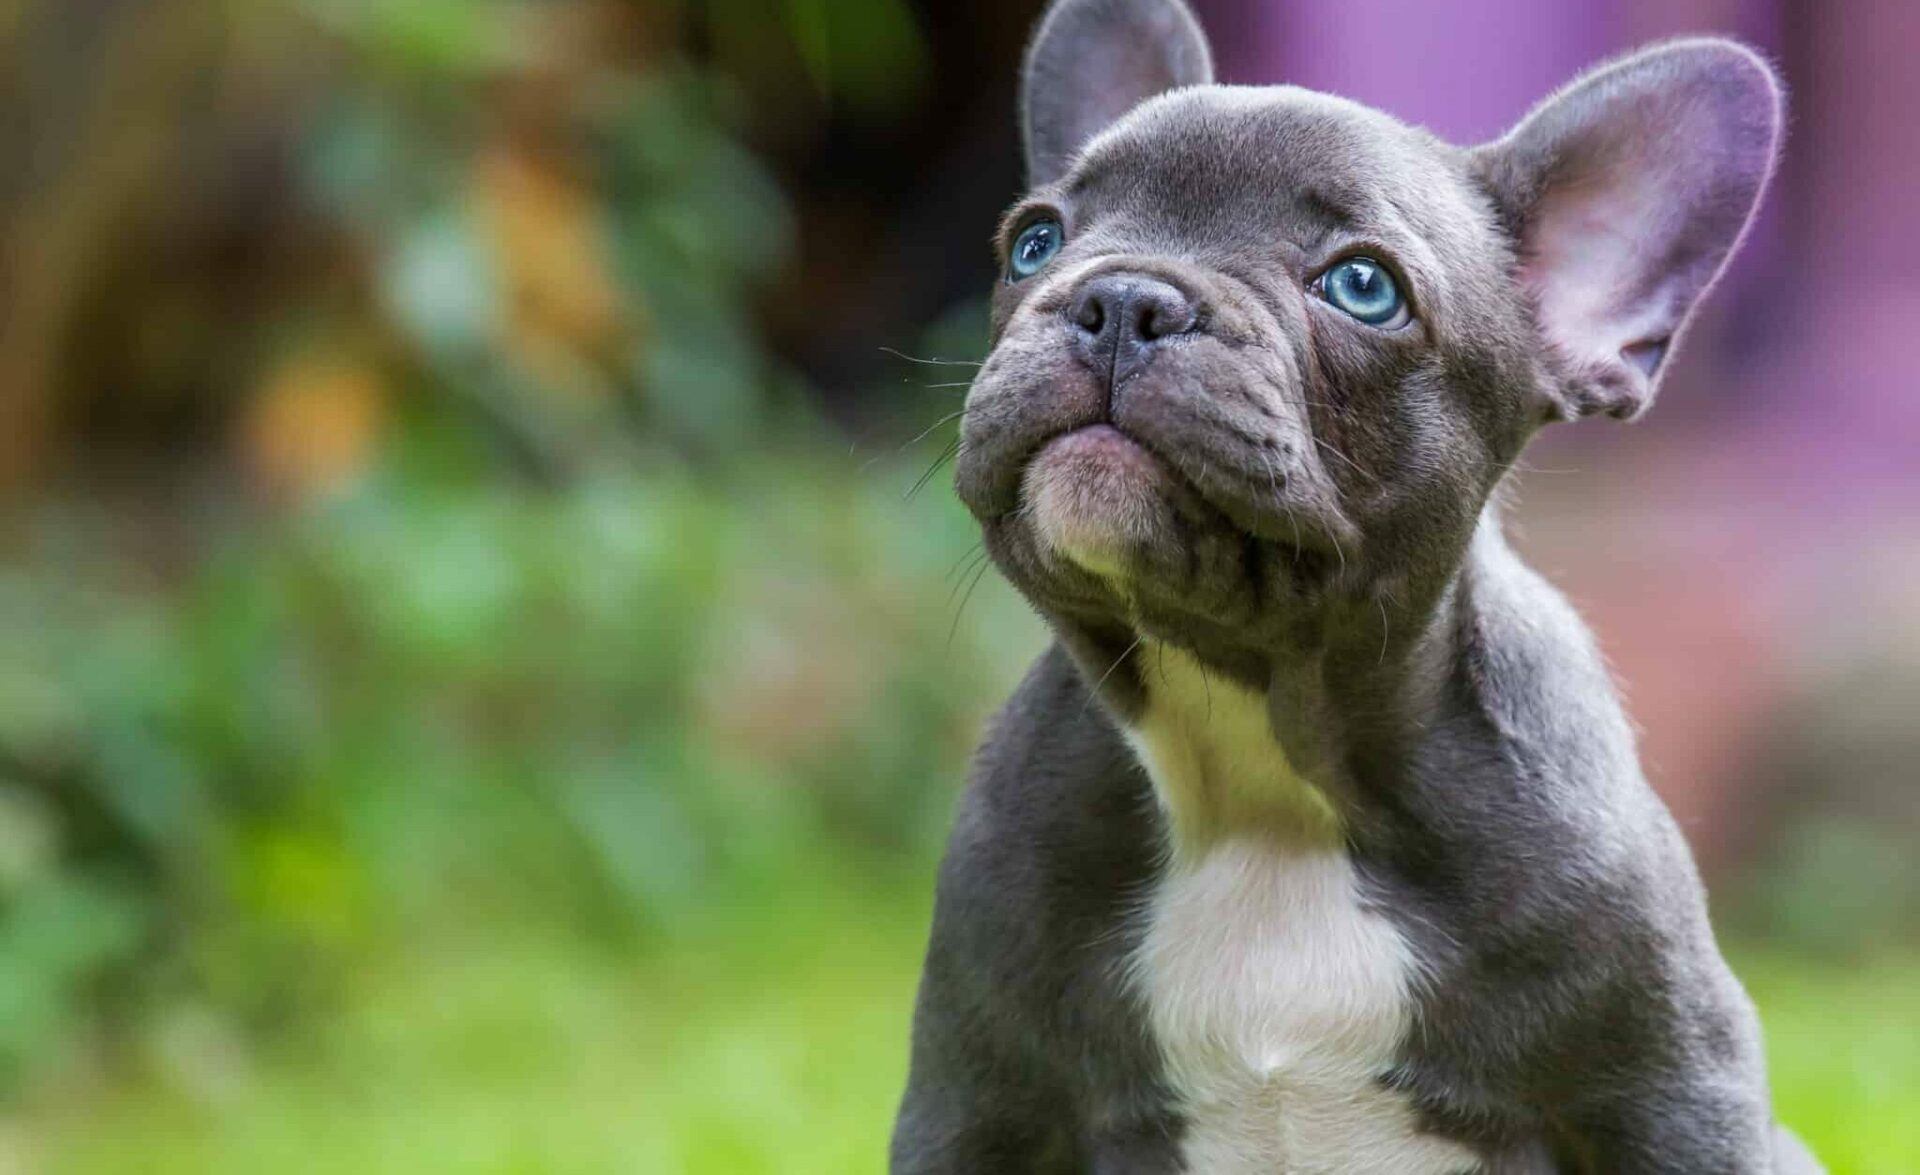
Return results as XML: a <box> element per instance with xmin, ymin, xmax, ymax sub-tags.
<box><xmin>1123</xmin><ymin>647</ymin><xmax>1478</xmax><ymax>1174</ymax></box>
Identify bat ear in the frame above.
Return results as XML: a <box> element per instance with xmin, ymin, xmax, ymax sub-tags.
<box><xmin>1021</xmin><ymin>0</ymin><xmax>1214</xmax><ymax>187</ymax></box>
<box><xmin>1474</xmin><ymin>39</ymin><xmax>1783</xmax><ymax>422</ymax></box>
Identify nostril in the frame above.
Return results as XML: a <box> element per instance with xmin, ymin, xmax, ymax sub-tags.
<box><xmin>1067</xmin><ymin>274</ymin><xmax>1198</xmax><ymax>363</ymax></box>
<box><xmin>1136</xmin><ymin>291</ymin><xmax>1197</xmax><ymax>341</ymax></box>
<box><xmin>1072</xmin><ymin>290</ymin><xmax>1107</xmax><ymax>336</ymax></box>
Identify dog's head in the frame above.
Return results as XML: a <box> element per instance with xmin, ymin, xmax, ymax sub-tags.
<box><xmin>956</xmin><ymin>0</ymin><xmax>1780</xmax><ymax>691</ymax></box>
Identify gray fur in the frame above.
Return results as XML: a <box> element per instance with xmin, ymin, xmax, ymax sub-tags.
<box><xmin>896</xmin><ymin>1</ymin><xmax>1816</xmax><ymax>1170</ymax></box>
<box><xmin>1022</xmin><ymin>0</ymin><xmax>1213</xmax><ymax>186</ymax></box>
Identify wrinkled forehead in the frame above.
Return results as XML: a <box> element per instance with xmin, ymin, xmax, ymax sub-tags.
<box><xmin>1059</xmin><ymin>86</ymin><xmax>1494</xmax><ymax>271</ymax></box>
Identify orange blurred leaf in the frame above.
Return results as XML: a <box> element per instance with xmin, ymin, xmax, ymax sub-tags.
<box><xmin>239</xmin><ymin>353</ymin><xmax>387</xmax><ymax>499</ymax></box>
<box><xmin>473</xmin><ymin>145</ymin><xmax>626</xmax><ymax>383</ymax></box>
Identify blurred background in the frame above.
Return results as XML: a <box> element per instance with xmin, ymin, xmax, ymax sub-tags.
<box><xmin>0</xmin><ymin>0</ymin><xmax>1915</xmax><ymax>1171</ymax></box>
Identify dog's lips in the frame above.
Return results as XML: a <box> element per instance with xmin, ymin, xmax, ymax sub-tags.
<box><xmin>1034</xmin><ymin>423</ymin><xmax>1154</xmax><ymax>467</ymax></box>
<box><xmin>1020</xmin><ymin>424</ymin><xmax>1181</xmax><ymax>581</ymax></box>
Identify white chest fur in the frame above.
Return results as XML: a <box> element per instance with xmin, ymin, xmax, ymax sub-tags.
<box><xmin>1123</xmin><ymin>646</ymin><xmax>1478</xmax><ymax>1175</ymax></box>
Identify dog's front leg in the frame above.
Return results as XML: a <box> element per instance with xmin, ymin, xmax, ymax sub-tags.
<box><xmin>1550</xmin><ymin>1081</ymin><xmax>1791</xmax><ymax>1174</ymax></box>
<box><xmin>889</xmin><ymin>953</ymin><xmax>1081</xmax><ymax>1175</ymax></box>
<box><xmin>888</xmin><ymin>1084</ymin><xmax>1073</xmax><ymax>1175</ymax></box>
<box><xmin>890</xmin><ymin>1035</ymin><xmax>1183</xmax><ymax>1174</ymax></box>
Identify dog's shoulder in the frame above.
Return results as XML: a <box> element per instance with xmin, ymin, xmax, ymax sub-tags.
<box><xmin>924</xmin><ymin>644</ymin><xmax>1162</xmax><ymax>1004</ymax></box>
<box><xmin>951</xmin><ymin>643</ymin><xmax>1158</xmax><ymax>867</ymax></box>
<box><xmin>1447</xmin><ymin>516</ymin><xmax>1650</xmax><ymax>818</ymax></box>
<box><xmin>904</xmin><ymin>644</ymin><xmax>1175</xmax><ymax>1142</ymax></box>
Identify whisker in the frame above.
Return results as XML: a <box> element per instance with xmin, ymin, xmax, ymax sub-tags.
<box><xmin>1313</xmin><ymin>436</ymin><xmax>1379</xmax><ymax>484</ymax></box>
<box><xmin>896</xmin><ymin>409</ymin><xmax>967</xmax><ymax>453</ymax></box>
<box><xmin>856</xmin><ymin>408</ymin><xmax>967</xmax><ymax>472</ymax></box>
<box><xmin>856</xmin><ymin>410</ymin><xmax>966</xmax><ymax>474</ymax></box>
<box><xmin>906</xmin><ymin>437</ymin><xmax>963</xmax><ymax>500</ymax></box>
<box><xmin>948</xmin><ymin>557</ymin><xmax>995</xmax><ymax>649</ymax></box>
<box><xmin>947</xmin><ymin>551</ymin><xmax>993</xmax><ymax>604</ymax></box>
<box><xmin>1257</xmin><ymin>450</ymin><xmax>1307</xmax><ymax>556</ymax></box>
<box><xmin>845</xmin><ymin>419</ymin><xmax>907</xmax><ymax>462</ymax></box>
<box><xmin>881</xmin><ymin>346</ymin><xmax>983</xmax><ymax>368</ymax></box>
<box><xmin>1081</xmin><ymin>634</ymin><xmax>1146</xmax><ymax>716</ymax></box>
<box><xmin>944</xmin><ymin>540</ymin><xmax>987</xmax><ymax>586</ymax></box>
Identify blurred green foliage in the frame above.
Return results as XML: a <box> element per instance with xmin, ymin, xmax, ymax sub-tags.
<box><xmin>301</xmin><ymin>23</ymin><xmax>802</xmax><ymax>468</ymax></box>
<box><xmin>1</xmin><ymin>0</ymin><xmax>1009</xmax><ymax>1118</ymax></box>
<box><xmin>0</xmin><ymin>426</ymin><xmax>1042</xmax><ymax>1089</ymax></box>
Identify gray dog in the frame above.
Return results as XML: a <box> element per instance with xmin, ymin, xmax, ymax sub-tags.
<box><xmin>892</xmin><ymin>0</ymin><xmax>1824</xmax><ymax>1171</ymax></box>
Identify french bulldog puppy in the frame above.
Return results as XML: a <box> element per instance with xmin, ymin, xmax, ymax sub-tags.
<box><xmin>892</xmin><ymin>1</ymin><xmax>1823</xmax><ymax>1172</ymax></box>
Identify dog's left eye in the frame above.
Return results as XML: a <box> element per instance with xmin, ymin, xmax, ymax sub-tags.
<box><xmin>1316</xmin><ymin>256</ymin><xmax>1410</xmax><ymax>328</ymax></box>
<box><xmin>1009</xmin><ymin>219</ymin><xmax>1065</xmax><ymax>280</ymax></box>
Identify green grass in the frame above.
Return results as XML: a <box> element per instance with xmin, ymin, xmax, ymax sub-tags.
<box><xmin>18</xmin><ymin>885</ymin><xmax>1918</xmax><ymax>1174</ymax></box>
<box><xmin>28</xmin><ymin>878</ymin><xmax>929</xmax><ymax>1175</ymax></box>
<box><xmin>1738</xmin><ymin>950</ymin><xmax>1920</xmax><ymax>1172</ymax></box>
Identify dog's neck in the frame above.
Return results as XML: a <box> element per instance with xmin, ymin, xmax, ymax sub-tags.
<box><xmin>1123</xmin><ymin>640</ymin><xmax>1342</xmax><ymax>861</ymax></box>
<box><xmin>1108</xmin><ymin>514</ymin><xmax>1507</xmax><ymax>857</ymax></box>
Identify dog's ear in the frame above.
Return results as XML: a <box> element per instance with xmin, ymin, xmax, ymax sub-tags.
<box><xmin>1475</xmin><ymin>39</ymin><xmax>1783</xmax><ymax>421</ymax></box>
<box><xmin>1021</xmin><ymin>0</ymin><xmax>1214</xmax><ymax>187</ymax></box>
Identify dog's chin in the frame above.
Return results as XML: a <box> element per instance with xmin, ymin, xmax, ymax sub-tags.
<box><xmin>999</xmin><ymin>421</ymin><xmax>1341</xmax><ymax>645</ymax></box>
<box><xmin>1022</xmin><ymin>425</ymin><xmax>1179</xmax><ymax>583</ymax></box>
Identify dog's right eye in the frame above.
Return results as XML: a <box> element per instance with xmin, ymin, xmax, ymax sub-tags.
<box><xmin>1314</xmin><ymin>255</ymin><xmax>1411</xmax><ymax>329</ymax></box>
<box><xmin>1009</xmin><ymin>219</ymin><xmax>1065</xmax><ymax>280</ymax></box>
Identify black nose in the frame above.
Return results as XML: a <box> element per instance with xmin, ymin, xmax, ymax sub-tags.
<box><xmin>1068</xmin><ymin>274</ymin><xmax>1199</xmax><ymax>391</ymax></box>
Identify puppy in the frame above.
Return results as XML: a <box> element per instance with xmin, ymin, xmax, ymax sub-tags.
<box><xmin>893</xmin><ymin>1</ymin><xmax>1821</xmax><ymax>1172</ymax></box>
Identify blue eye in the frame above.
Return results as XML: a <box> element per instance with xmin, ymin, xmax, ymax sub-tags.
<box><xmin>1318</xmin><ymin>256</ymin><xmax>1409</xmax><ymax>327</ymax></box>
<box><xmin>1009</xmin><ymin>219</ymin><xmax>1064</xmax><ymax>280</ymax></box>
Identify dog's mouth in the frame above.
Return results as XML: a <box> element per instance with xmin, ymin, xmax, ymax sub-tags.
<box><xmin>957</xmin><ymin>318</ymin><xmax>1364</xmax><ymax>626</ymax></box>
<box><xmin>1014</xmin><ymin>421</ymin><xmax>1338</xmax><ymax>600</ymax></box>
<box><xmin>1020</xmin><ymin>423</ymin><xmax>1174</xmax><ymax>580</ymax></box>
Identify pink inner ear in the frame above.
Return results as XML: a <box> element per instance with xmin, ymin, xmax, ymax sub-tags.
<box><xmin>1622</xmin><ymin>339</ymin><xmax>1667</xmax><ymax>377</ymax></box>
<box><xmin>1522</xmin><ymin>164</ymin><xmax>1691</xmax><ymax>382</ymax></box>
<box><xmin>1497</xmin><ymin>40</ymin><xmax>1782</xmax><ymax>419</ymax></box>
